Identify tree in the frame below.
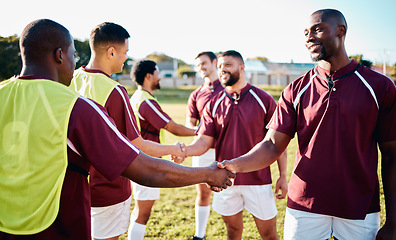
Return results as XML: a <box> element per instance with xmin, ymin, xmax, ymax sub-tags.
<box><xmin>177</xmin><ymin>65</ymin><xmax>196</xmax><ymax>78</ymax></box>
<box><xmin>74</xmin><ymin>39</ymin><xmax>91</xmax><ymax>69</ymax></box>
<box><xmin>349</xmin><ymin>54</ymin><xmax>373</xmax><ymax>69</ymax></box>
<box><xmin>247</xmin><ymin>56</ymin><xmax>269</xmax><ymax>62</ymax></box>
<box><xmin>0</xmin><ymin>35</ymin><xmax>22</xmax><ymax>81</ymax></box>
<box><xmin>391</xmin><ymin>63</ymin><xmax>396</xmax><ymax>81</ymax></box>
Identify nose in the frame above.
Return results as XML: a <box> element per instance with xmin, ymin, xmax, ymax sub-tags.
<box><xmin>305</xmin><ymin>30</ymin><xmax>315</xmax><ymax>43</ymax></box>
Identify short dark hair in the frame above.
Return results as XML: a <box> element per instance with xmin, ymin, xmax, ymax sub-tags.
<box><xmin>218</xmin><ymin>50</ymin><xmax>244</xmax><ymax>64</ymax></box>
<box><xmin>90</xmin><ymin>22</ymin><xmax>130</xmax><ymax>51</ymax></box>
<box><xmin>20</xmin><ymin>19</ymin><xmax>72</xmax><ymax>64</ymax></box>
<box><xmin>313</xmin><ymin>9</ymin><xmax>348</xmax><ymax>31</ymax></box>
<box><xmin>195</xmin><ymin>51</ymin><xmax>217</xmax><ymax>62</ymax></box>
<box><xmin>131</xmin><ymin>60</ymin><xmax>157</xmax><ymax>86</ymax></box>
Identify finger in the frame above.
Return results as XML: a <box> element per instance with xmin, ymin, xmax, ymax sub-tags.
<box><xmin>217</xmin><ymin>162</ymin><xmax>225</xmax><ymax>169</ymax></box>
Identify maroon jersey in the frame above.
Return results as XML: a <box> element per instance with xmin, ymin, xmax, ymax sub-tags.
<box><xmin>186</xmin><ymin>79</ymin><xmax>224</xmax><ymax>120</ymax></box>
<box><xmin>90</xmin><ymin>85</ymin><xmax>140</xmax><ymax>207</ymax></box>
<box><xmin>198</xmin><ymin>83</ymin><xmax>277</xmax><ymax>185</ymax></box>
<box><xmin>268</xmin><ymin>60</ymin><xmax>396</xmax><ymax>219</ymax></box>
<box><xmin>0</xmin><ymin>97</ymin><xmax>139</xmax><ymax>240</ymax></box>
<box><xmin>138</xmin><ymin>96</ymin><xmax>172</xmax><ymax>143</ymax></box>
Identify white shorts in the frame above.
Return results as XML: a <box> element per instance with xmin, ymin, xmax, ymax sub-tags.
<box><xmin>192</xmin><ymin>148</ymin><xmax>215</xmax><ymax>167</ymax></box>
<box><xmin>91</xmin><ymin>196</ymin><xmax>131</xmax><ymax>239</ymax></box>
<box><xmin>284</xmin><ymin>207</ymin><xmax>380</xmax><ymax>240</ymax></box>
<box><xmin>132</xmin><ymin>181</ymin><xmax>160</xmax><ymax>200</ymax></box>
<box><xmin>212</xmin><ymin>184</ymin><xmax>277</xmax><ymax>220</ymax></box>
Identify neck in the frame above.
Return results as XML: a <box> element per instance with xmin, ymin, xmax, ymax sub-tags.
<box><xmin>20</xmin><ymin>64</ymin><xmax>57</xmax><ymax>82</ymax></box>
<box><xmin>205</xmin><ymin>72</ymin><xmax>218</xmax><ymax>83</ymax></box>
<box><xmin>87</xmin><ymin>55</ymin><xmax>112</xmax><ymax>76</ymax></box>
<box><xmin>226</xmin><ymin>77</ymin><xmax>247</xmax><ymax>94</ymax></box>
<box><xmin>317</xmin><ymin>50</ymin><xmax>350</xmax><ymax>72</ymax></box>
<box><xmin>139</xmin><ymin>85</ymin><xmax>153</xmax><ymax>95</ymax></box>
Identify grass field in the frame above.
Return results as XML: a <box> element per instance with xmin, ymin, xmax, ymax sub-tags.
<box><xmin>119</xmin><ymin>85</ymin><xmax>386</xmax><ymax>240</ymax></box>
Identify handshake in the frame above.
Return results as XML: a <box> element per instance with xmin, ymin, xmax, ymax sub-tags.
<box><xmin>170</xmin><ymin>142</ymin><xmax>187</xmax><ymax>164</ymax></box>
<box><xmin>169</xmin><ymin>142</ymin><xmax>236</xmax><ymax>192</ymax></box>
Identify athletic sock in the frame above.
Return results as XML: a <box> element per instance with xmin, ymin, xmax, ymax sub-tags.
<box><xmin>195</xmin><ymin>205</ymin><xmax>210</xmax><ymax>238</ymax></box>
<box><xmin>128</xmin><ymin>222</ymin><xmax>146</xmax><ymax>240</ymax></box>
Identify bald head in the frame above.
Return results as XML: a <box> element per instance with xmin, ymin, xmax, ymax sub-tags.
<box><xmin>20</xmin><ymin>19</ymin><xmax>72</xmax><ymax>65</ymax></box>
<box><xmin>312</xmin><ymin>9</ymin><xmax>347</xmax><ymax>32</ymax></box>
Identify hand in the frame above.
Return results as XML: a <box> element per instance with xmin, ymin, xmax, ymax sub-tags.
<box><xmin>275</xmin><ymin>175</ymin><xmax>288</xmax><ymax>199</ymax></box>
<box><xmin>205</xmin><ymin>162</ymin><xmax>235</xmax><ymax>192</ymax></box>
<box><xmin>170</xmin><ymin>142</ymin><xmax>186</xmax><ymax>164</ymax></box>
<box><xmin>376</xmin><ymin>222</ymin><xmax>396</xmax><ymax>240</ymax></box>
<box><xmin>217</xmin><ymin>160</ymin><xmax>237</xmax><ymax>173</ymax></box>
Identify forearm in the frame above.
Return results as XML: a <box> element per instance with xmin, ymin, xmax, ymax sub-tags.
<box><xmin>381</xmin><ymin>147</ymin><xmax>396</xmax><ymax>226</ymax></box>
<box><xmin>185</xmin><ymin>135</ymin><xmax>212</xmax><ymax>157</ymax></box>
<box><xmin>122</xmin><ymin>152</ymin><xmax>223</xmax><ymax>188</ymax></box>
<box><xmin>165</xmin><ymin>120</ymin><xmax>196</xmax><ymax>136</ymax></box>
<box><xmin>277</xmin><ymin>151</ymin><xmax>288</xmax><ymax>178</ymax></box>
<box><xmin>139</xmin><ymin>139</ymin><xmax>178</xmax><ymax>158</ymax></box>
<box><xmin>228</xmin><ymin>129</ymin><xmax>291</xmax><ymax>173</ymax></box>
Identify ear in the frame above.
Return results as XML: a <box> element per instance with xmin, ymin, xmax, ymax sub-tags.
<box><xmin>107</xmin><ymin>46</ymin><xmax>116</xmax><ymax>59</ymax></box>
<box><xmin>337</xmin><ymin>25</ymin><xmax>347</xmax><ymax>38</ymax></box>
<box><xmin>54</xmin><ymin>48</ymin><xmax>63</xmax><ymax>64</ymax></box>
<box><xmin>240</xmin><ymin>64</ymin><xmax>245</xmax><ymax>72</ymax></box>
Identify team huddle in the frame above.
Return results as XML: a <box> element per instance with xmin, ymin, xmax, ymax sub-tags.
<box><xmin>0</xmin><ymin>8</ymin><xmax>395</xmax><ymax>240</ymax></box>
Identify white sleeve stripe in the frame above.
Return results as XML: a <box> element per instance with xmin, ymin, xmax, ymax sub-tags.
<box><xmin>249</xmin><ymin>89</ymin><xmax>267</xmax><ymax>114</ymax></box>
<box><xmin>212</xmin><ymin>92</ymin><xmax>226</xmax><ymax>118</ymax></box>
<box><xmin>293</xmin><ymin>73</ymin><xmax>315</xmax><ymax>110</ymax></box>
<box><xmin>80</xmin><ymin>97</ymin><xmax>140</xmax><ymax>153</ymax></box>
<box><xmin>145</xmin><ymin>99</ymin><xmax>170</xmax><ymax>123</ymax></box>
<box><xmin>354</xmin><ymin>71</ymin><xmax>379</xmax><ymax>109</ymax></box>
<box><xmin>114</xmin><ymin>86</ymin><xmax>140</xmax><ymax>135</ymax></box>
<box><xmin>67</xmin><ymin>138</ymin><xmax>81</xmax><ymax>156</ymax></box>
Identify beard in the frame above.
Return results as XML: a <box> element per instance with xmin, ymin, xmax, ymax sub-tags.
<box><xmin>221</xmin><ymin>70</ymin><xmax>240</xmax><ymax>87</ymax></box>
<box><xmin>155</xmin><ymin>83</ymin><xmax>161</xmax><ymax>90</ymax></box>
<box><xmin>311</xmin><ymin>47</ymin><xmax>327</xmax><ymax>62</ymax></box>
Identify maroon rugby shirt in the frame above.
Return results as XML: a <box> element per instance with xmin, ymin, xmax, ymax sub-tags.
<box><xmin>0</xmin><ymin>96</ymin><xmax>139</xmax><ymax>239</ymax></box>
<box><xmin>138</xmin><ymin>91</ymin><xmax>172</xmax><ymax>143</ymax></box>
<box><xmin>268</xmin><ymin>60</ymin><xmax>396</xmax><ymax>219</ymax></box>
<box><xmin>186</xmin><ymin>79</ymin><xmax>224</xmax><ymax>120</ymax></box>
<box><xmin>198</xmin><ymin>83</ymin><xmax>277</xmax><ymax>185</ymax></box>
<box><xmin>89</xmin><ymin>84</ymin><xmax>140</xmax><ymax>207</ymax></box>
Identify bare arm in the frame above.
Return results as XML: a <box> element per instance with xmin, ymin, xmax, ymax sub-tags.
<box><xmin>121</xmin><ymin>151</ymin><xmax>234</xmax><ymax>190</ymax></box>
<box><xmin>219</xmin><ymin>129</ymin><xmax>292</xmax><ymax>173</ymax></box>
<box><xmin>186</xmin><ymin>116</ymin><xmax>198</xmax><ymax>129</ymax></box>
<box><xmin>275</xmin><ymin>151</ymin><xmax>288</xmax><ymax>199</ymax></box>
<box><xmin>164</xmin><ymin>119</ymin><xmax>196</xmax><ymax>136</ymax></box>
<box><xmin>185</xmin><ymin>134</ymin><xmax>214</xmax><ymax>157</ymax></box>
<box><xmin>131</xmin><ymin>135</ymin><xmax>183</xmax><ymax>159</ymax></box>
<box><xmin>376</xmin><ymin>140</ymin><xmax>396</xmax><ymax>239</ymax></box>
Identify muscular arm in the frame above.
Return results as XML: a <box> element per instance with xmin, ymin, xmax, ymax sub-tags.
<box><xmin>131</xmin><ymin>135</ymin><xmax>182</xmax><ymax>158</ymax></box>
<box><xmin>219</xmin><ymin>129</ymin><xmax>291</xmax><ymax>173</ymax></box>
<box><xmin>376</xmin><ymin>140</ymin><xmax>396</xmax><ymax>239</ymax></box>
<box><xmin>185</xmin><ymin>134</ymin><xmax>214</xmax><ymax>157</ymax></box>
<box><xmin>121</xmin><ymin>151</ymin><xmax>234</xmax><ymax>189</ymax></box>
<box><xmin>164</xmin><ymin>119</ymin><xmax>196</xmax><ymax>136</ymax></box>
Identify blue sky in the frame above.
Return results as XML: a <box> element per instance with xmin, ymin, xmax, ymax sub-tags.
<box><xmin>1</xmin><ymin>0</ymin><xmax>395</xmax><ymax>65</ymax></box>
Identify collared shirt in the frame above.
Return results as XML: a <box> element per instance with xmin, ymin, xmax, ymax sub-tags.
<box><xmin>198</xmin><ymin>83</ymin><xmax>277</xmax><ymax>185</ymax></box>
<box><xmin>268</xmin><ymin>60</ymin><xmax>396</xmax><ymax>219</ymax></box>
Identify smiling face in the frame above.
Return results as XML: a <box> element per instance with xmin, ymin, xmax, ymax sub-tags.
<box><xmin>304</xmin><ymin>12</ymin><xmax>341</xmax><ymax>62</ymax></box>
<box><xmin>196</xmin><ymin>54</ymin><xmax>216</xmax><ymax>79</ymax></box>
<box><xmin>218</xmin><ymin>56</ymin><xmax>241</xmax><ymax>87</ymax></box>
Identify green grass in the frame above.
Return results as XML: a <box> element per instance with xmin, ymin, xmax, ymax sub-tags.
<box><xmin>119</xmin><ymin>86</ymin><xmax>386</xmax><ymax>240</ymax></box>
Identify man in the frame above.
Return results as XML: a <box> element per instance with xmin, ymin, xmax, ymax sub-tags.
<box><xmin>69</xmin><ymin>22</ymin><xmax>188</xmax><ymax>240</ymax></box>
<box><xmin>0</xmin><ymin>19</ymin><xmax>234</xmax><ymax>240</ymax></box>
<box><xmin>184</xmin><ymin>50</ymin><xmax>288</xmax><ymax>240</ymax></box>
<box><xmin>219</xmin><ymin>9</ymin><xmax>396</xmax><ymax>240</ymax></box>
<box><xmin>185</xmin><ymin>51</ymin><xmax>224</xmax><ymax>240</ymax></box>
<box><xmin>129</xmin><ymin>59</ymin><xmax>196</xmax><ymax>239</ymax></box>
